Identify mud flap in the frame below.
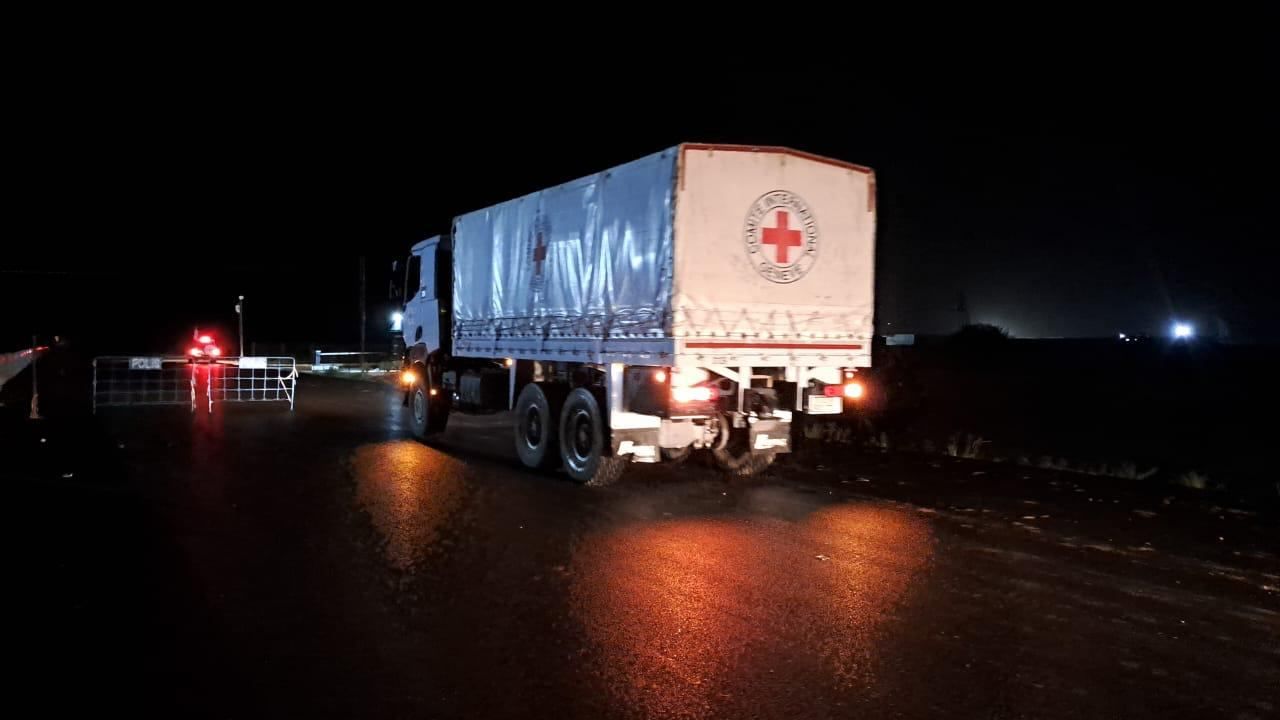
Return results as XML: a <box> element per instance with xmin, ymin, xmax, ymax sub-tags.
<box><xmin>611</xmin><ymin>428</ymin><xmax>660</xmax><ymax>463</ymax></box>
<box><xmin>749</xmin><ymin>418</ymin><xmax>792</xmax><ymax>454</ymax></box>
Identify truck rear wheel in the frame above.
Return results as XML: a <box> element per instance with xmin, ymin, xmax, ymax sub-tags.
<box><xmin>713</xmin><ymin>446</ymin><xmax>776</xmax><ymax>477</ymax></box>
<box><xmin>514</xmin><ymin>383</ymin><xmax>561</xmax><ymax>470</ymax></box>
<box><xmin>712</xmin><ymin>420</ymin><xmax>776</xmax><ymax>478</ymax></box>
<box><xmin>558</xmin><ymin>388</ymin><xmax>626</xmax><ymax>486</ymax></box>
<box><xmin>660</xmin><ymin>445</ymin><xmax>692</xmax><ymax>463</ymax></box>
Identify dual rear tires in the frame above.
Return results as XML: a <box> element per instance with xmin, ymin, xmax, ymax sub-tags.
<box><xmin>439</xmin><ymin>379</ymin><xmax>772</xmax><ymax>484</ymax></box>
<box><xmin>514</xmin><ymin>384</ymin><xmax>626</xmax><ymax>486</ymax></box>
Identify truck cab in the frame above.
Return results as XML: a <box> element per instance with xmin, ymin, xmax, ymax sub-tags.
<box><xmin>399</xmin><ymin>235</ymin><xmax>454</xmax><ymax>437</ymax></box>
<box><xmin>400</xmin><ymin>235</ymin><xmax>450</xmax><ymax>359</ymax></box>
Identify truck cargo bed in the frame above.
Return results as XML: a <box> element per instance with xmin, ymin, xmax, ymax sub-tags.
<box><xmin>451</xmin><ymin>144</ymin><xmax>875</xmax><ymax>368</ymax></box>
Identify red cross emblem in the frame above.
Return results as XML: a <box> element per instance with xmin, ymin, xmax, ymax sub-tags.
<box><xmin>532</xmin><ymin>231</ymin><xmax>547</xmax><ymax>275</ymax></box>
<box><xmin>761</xmin><ymin>210</ymin><xmax>803</xmax><ymax>264</ymax></box>
<box><xmin>744</xmin><ymin>190</ymin><xmax>818</xmax><ymax>284</ymax></box>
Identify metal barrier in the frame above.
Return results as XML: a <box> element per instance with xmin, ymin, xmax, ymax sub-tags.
<box><xmin>92</xmin><ymin>356</ymin><xmax>296</xmax><ymax>413</ymax></box>
<box><xmin>208</xmin><ymin>356</ymin><xmax>297</xmax><ymax>409</ymax></box>
<box><xmin>312</xmin><ymin>350</ymin><xmax>388</xmax><ymax>371</ymax></box>
<box><xmin>92</xmin><ymin>356</ymin><xmax>197</xmax><ymax>412</ymax></box>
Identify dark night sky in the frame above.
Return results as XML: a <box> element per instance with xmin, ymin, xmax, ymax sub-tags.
<box><xmin>4</xmin><ymin>24</ymin><xmax>1277</xmax><ymax>351</ymax></box>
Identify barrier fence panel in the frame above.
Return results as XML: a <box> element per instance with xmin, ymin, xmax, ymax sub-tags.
<box><xmin>92</xmin><ymin>357</ymin><xmax>196</xmax><ymax>412</ymax></box>
<box><xmin>312</xmin><ymin>350</ymin><xmax>388</xmax><ymax>370</ymax></box>
<box><xmin>209</xmin><ymin>357</ymin><xmax>297</xmax><ymax>409</ymax></box>
<box><xmin>92</xmin><ymin>356</ymin><xmax>296</xmax><ymax>413</ymax></box>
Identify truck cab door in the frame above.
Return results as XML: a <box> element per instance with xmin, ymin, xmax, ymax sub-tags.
<box><xmin>402</xmin><ymin>236</ymin><xmax>443</xmax><ymax>352</ymax></box>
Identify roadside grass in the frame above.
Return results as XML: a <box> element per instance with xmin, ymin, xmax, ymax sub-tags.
<box><xmin>1175</xmin><ymin>470</ymin><xmax>1211</xmax><ymax>490</ymax></box>
<box><xmin>798</xmin><ymin>417</ymin><xmax>1216</xmax><ymax>494</ymax></box>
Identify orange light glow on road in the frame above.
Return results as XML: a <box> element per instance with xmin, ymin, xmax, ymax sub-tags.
<box><xmin>352</xmin><ymin>441</ymin><xmax>467</xmax><ymax>572</ymax></box>
<box><xmin>569</xmin><ymin>499</ymin><xmax>933</xmax><ymax>712</ymax></box>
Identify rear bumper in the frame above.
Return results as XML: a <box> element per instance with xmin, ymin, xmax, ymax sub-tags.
<box><xmin>613</xmin><ymin>414</ymin><xmax>793</xmax><ymax>460</ymax></box>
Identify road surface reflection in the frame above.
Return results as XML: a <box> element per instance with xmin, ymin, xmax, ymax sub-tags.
<box><xmin>569</xmin><ymin>496</ymin><xmax>933</xmax><ymax>715</ymax></box>
<box><xmin>351</xmin><ymin>440</ymin><xmax>467</xmax><ymax>572</ymax></box>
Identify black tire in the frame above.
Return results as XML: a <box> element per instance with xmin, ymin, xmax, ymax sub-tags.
<box><xmin>408</xmin><ymin>366</ymin><xmax>450</xmax><ymax>439</ymax></box>
<box><xmin>661</xmin><ymin>445</ymin><xmax>692</xmax><ymax>463</ymax></box>
<box><xmin>426</xmin><ymin>367</ymin><xmax>451</xmax><ymax>433</ymax></box>
<box><xmin>712</xmin><ymin>427</ymin><xmax>776</xmax><ymax>478</ymax></box>
<box><xmin>514</xmin><ymin>383</ymin><xmax>560</xmax><ymax>470</ymax></box>
<box><xmin>558</xmin><ymin>387</ymin><xmax>627</xmax><ymax>486</ymax></box>
<box><xmin>408</xmin><ymin>373</ymin><xmax>431</xmax><ymax>439</ymax></box>
<box><xmin>713</xmin><ymin>448</ymin><xmax>776</xmax><ymax>477</ymax></box>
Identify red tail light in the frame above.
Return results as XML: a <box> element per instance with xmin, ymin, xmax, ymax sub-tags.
<box><xmin>822</xmin><ymin>381</ymin><xmax>866</xmax><ymax>399</ymax></box>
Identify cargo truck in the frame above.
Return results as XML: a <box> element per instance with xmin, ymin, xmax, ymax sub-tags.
<box><xmin>398</xmin><ymin>144</ymin><xmax>876</xmax><ymax>485</ymax></box>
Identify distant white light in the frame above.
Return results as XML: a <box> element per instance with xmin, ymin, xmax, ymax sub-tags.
<box><xmin>391</xmin><ymin>312</ymin><xmax>403</xmax><ymax>331</ymax></box>
<box><xmin>1118</xmin><ymin>333</ymin><xmax>1126</xmax><ymax>339</ymax></box>
<box><xmin>1172</xmin><ymin>322</ymin><xmax>1194</xmax><ymax>339</ymax></box>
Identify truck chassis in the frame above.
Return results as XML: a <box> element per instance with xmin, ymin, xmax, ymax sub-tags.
<box><xmin>403</xmin><ymin>348</ymin><xmax>858</xmax><ymax>485</ymax></box>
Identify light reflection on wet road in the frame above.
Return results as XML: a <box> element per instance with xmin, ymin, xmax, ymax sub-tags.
<box><xmin>352</xmin><ymin>440</ymin><xmax>469</xmax><ymax>572</ymax></box>
<box><xmin>344</xmin><ymin>395</ymin><xmax>939</xmax><ymax>716</ymax></box>
<box><xmin>67</xmin><ymin>376</ymin><xmax>1279</xmax><ymax>719</ymax></box>
<box><xmin>569</xmin><ymin>504</ymin><xmax>932</xmax><ymax>715</ymax></box>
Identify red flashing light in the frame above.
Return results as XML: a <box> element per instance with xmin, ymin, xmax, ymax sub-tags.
<box><xmin>198</xmin><ymin>335</ymin><xmax>213</xmax><ymax>344</ymax></box>
<box><xmin>189</xmin><ymin>347</ymin><xmax>203</xmax><ymax>357</ymax></box>
<box><xmin>208</xmin><ymin>346</ymin><xmax>221</xmax><ymax>357</ymax></box>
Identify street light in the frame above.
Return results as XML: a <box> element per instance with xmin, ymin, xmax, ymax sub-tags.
<box><xmin>1172</xmin><ymin>322</ymin><xmax>1194</xmax><ymax>340</ymax></box>
<box><xmin>236</xmin><ymin>295</ymin><xmax>245</xmax><ymax>356</ymax></box>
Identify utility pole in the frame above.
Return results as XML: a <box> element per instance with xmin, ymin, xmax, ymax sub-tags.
<box><xmin>29</xmin><ymin>335</ymin><xmax>40</xmax><ymax>420</ymax></box>
<box><xmin>359</xmin><ymin>256</ymin><xmax>367</xmax><ymax>373</ymax></box>
<box><xmin>236</xmin><ymin>295</ymin><xmax>245</xmax><ymax>357</ymax></box>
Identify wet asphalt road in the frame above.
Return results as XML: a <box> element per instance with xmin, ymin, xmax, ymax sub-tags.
<box><xmin>16</xmin><ymin>376</ymin><xmax>1279</xmax><ymax>718</ymax></box>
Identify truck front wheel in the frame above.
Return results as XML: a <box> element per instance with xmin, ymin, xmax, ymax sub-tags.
<box><xmin>409</xmin><ymin>373</ymin><xmax>432</xmax><ymax>439</ymax></box>
<box><xmin>558</xmin><ymin>388</ymin><xmax>626</xmax><ymax>486</ymax></box>
<box><xmin>408</xmin><ymin>366</ymin><xmax>449</xmax><ymax>439</ymax></box>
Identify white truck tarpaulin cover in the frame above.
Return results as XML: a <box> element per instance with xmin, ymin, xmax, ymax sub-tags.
<box><xmin>451</xmin><ymin>144</ymin><xmax>875</xmax><ymax>367</ymax></box>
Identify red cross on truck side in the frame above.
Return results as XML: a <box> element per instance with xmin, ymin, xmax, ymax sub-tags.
<box><xmin>761</xmin><ymin>210</ymin><xmax>803</xmax><ymax>264</ymax></box>
<box><xmin>532</xmin><ymin>231</ymin><xmax>547</xmax><ymax>275</ymax></box>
